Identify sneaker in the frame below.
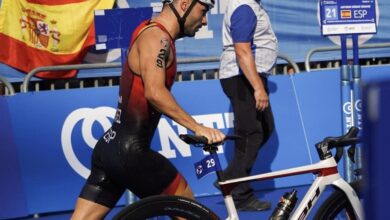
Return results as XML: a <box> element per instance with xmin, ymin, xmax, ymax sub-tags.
<box><xmin>236</xmin><ymin>198</ymin><xmax>272</xmax><ymax>211</ymax></box>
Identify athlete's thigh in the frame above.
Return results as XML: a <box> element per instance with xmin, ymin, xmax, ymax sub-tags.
<box><xmin>79</xmin><ymin>134</ymin><xmax>126</xmax><ymax>208</ymax></box>
<box><xmin>119</xmin><ymin>138</ymin><xmax>179</xmax><ymax>198</ymax></box>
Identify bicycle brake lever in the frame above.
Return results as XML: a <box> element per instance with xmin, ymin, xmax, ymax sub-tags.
<box><xmin>347</xmin><ymin>145</ymin><xmax>356</xmax><ymax>163</ymax></box>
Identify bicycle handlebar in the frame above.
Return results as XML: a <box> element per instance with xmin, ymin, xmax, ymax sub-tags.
<box><xmin>320</xmin><ymin>126</ymin><xmax>360</xmax><ymax>148</ymax></box>
<box><xmin>179</xmin><ymin>134</ymin><xmax>241</xmax><ymax>148</ymax></box>
<box><xmin>315</xmin><ymin>126</ymin><xmax>361</xmax><ymax>163</ymax></box>
<box><xmin>180</xmin><ymin>127</ymin><xmax>360</xmax><ymax>163</ymax></box>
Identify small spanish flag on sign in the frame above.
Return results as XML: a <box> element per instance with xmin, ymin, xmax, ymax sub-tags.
<box><xmin>341</xmin><ymin>10</ymin><xmax>352</xmax><ymax>19</ymax></box>
<box><xmin>0</xmin><ymin>0</ymin><xmax>114</xmax><ymax>79</ymax></box>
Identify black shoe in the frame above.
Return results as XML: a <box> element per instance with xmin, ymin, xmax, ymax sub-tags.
<box><xmin>213</xmin><ymin>180</ymin><xmax>221</xmax><ymax>190</ymax></box>
<box><xmin>235</xmin><ymin>198</ymin><xmax>272</xmax><ymax>211</ymax></box>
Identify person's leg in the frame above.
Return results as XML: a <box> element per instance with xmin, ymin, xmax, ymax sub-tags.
<box><xmin>71</xmin><ymin>135</ymin><xmax>125</xmax><ymax>220</ymax></box>
<box><xmin>259</xmin><ymin>101</ymin><xmax>275</xmax><ymax>147</ymax></box>
<box><xmin>71</xmin><ymin>198</ymin><xmax>110</xmax><ymax>220</ymax></box>
<box><xmin>119</xmin><ymin>137</ymin><xmax>195</xmax><ymax>200</ymax></box>
<box><xmin>220</xmin><ymin>75</ymin><xmax>273</xmax><ymax>209</ymax></box>
<box><xmin>162</xmin><ymin>172</ymin><xmax>195</xmax><ymax>199</ymax></box>
<box><xmin>221</xmin><ymin>76</ymin><xmax>257</xmax><ymax>199</ymax></box>
<box><xmin>70</xmin><ymin>167</ymin><xmax>125</xmax><ymax>220</ymax></box>
<box><xmin>243</xmin><ymin>77</ymin><xmax>274</xmax><ymax>174</ymax></box>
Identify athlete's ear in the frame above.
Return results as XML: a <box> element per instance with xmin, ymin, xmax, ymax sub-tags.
<box><xmin>179</xmin><ymin>0</ymin><xmax>189</xmax><ymax>12</ymax></box>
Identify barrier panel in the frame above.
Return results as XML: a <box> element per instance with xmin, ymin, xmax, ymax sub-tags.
<box><xmin>304</xmin><ymin>43</ymin><xmax>390</xmax><ymax>72</ymax></box>
<box><xmin>0</xmin><ymin>96</ymin><xmax>28</xmax><ymax>219</ymax></box>
<box><xmin>363</xmin><ymin>79</ymin><xmax>390</xmax><ymax>220</ymax></box>
<box><xmin>1</xmin><ymin>66</ymin><xmax>390</xmax><ymax>218</ymax></box>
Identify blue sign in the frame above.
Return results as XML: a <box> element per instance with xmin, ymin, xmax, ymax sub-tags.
<box><xmin>194</xmin><ymin>154</ymin><xmax>222</xmax><ymax>179</ymax></box>
<box><xmin>320</xmin><ymin>0</ymin><xmax>377</xmax><ymax>35</ymax></box>
<box><xmin>94</xmin><ymin>7</ymin><xmax>153</xmax><ymax>50</ymax></box>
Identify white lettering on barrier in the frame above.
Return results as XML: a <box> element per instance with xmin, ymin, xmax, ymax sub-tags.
<box><xmin>62</xmin><ymin>107</ymin><xmax>234</xmax><ymax>178</ymax></box>
<box><xmin>61</xmin><ymin>107</ymin><xmax>116</xmax><ymax>179</ymax></box>
<box><xmin>224</xmin><ymin>112</ymin><xmax>234</xmax><ymax>128</ymax></box>
<box><xmin>158</xmin><ymin>118</ymin><xmax>191</xmax><ymax>158</ymax></box>
<box><xmin>193</xmin><ymin>113</ymin><xmax>225</xmax><ymax>129</ymax></box>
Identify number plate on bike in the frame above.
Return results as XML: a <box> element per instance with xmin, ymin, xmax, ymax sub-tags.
<box><xmin>194</xmin><ymin>155</ymin><xmax>221</xmax><ymax>179</ymax></box>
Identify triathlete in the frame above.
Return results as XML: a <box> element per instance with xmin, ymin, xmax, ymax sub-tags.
<box><xmin>71</xmin><ymin>0</ymin><xmax>224</xmax><ymax>219</ymax></box>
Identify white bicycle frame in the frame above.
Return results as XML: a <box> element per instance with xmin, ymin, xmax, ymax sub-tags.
<box><xmin>218</xmin><ymin>156</ymin><xmax>364</xmax><ymax>220</ymax></box>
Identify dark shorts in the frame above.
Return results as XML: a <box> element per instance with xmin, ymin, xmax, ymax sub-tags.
<box><xmin>79</xmin><ymin>128</ymin><xmax>179</xmax><ymax>208</ymax></box>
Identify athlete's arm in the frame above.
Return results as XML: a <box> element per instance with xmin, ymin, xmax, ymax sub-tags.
<box><xmin>231</xmin><ymin>5</ymin><xmax>268</xmax><ymax>111</ymax></box>
<box><xmin>136</xmin><ymin>28</ymin><xmax>224</xmax><ymax>143</ymax></box>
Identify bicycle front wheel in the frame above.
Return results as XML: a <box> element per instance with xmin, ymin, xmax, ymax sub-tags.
<box><xmin>313</xmin><ymin>181</ymin><xmax>362</xmax><ymax>220</ymax></box>
<box><xmin>113</xmin><ymin>195</ymin><xmax>220</xmax><ymax>220</ymax></box>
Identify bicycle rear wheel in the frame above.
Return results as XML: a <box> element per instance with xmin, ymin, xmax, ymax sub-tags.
<box><xmin>313</xmin><ymin>181</ymin><xmax>362</xmax><ymax>220</ymax></box>
<box><xmin>113</xmin><ymin>195</ymin><xmax>220</xmax><ymax>220</ymax></box>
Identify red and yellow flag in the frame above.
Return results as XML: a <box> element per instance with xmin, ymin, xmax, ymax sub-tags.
<box><xmin>0</xmin><ymin>0</ymin><xmax>114</xmax><ymax>79</ymax></box>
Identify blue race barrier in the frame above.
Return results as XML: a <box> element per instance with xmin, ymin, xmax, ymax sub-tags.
<box><xmin>1</xmin><ymin>66</ymin><xmax>390</xmax><ymax>218</ymax></box>
<box><xmin>363</xmin><ymin>78</ymin><xmax>390</xmax><ymax>220</ymax></box>
<box><xmin>0</xmin><ymin>97</ymin><xmax>28</xmax><ymax>219</ymax></box>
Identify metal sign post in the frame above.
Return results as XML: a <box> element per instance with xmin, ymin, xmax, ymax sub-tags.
<box><xmin>319</xmin><ymin>0</ymin><xmax>377</xmax><ymax>182</ymax></box>
<box><xmin>339</xmin><ymin>35</ymin><xmax>354</xmax><ymax>182</ymax></box>
<box><xmin>351</xmin><ymin>34</ymin><xmax>364</xmax><ymax>173</ymax></box>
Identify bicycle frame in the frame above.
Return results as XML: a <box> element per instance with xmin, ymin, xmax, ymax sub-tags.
<box><xmin>216</xmin><ymin>156</ymin><xmax>363</xmax><ymax>220</ymax></box>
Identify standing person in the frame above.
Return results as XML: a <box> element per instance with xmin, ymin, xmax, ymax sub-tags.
<box><xmin>218</xmin><ymin>0</ymin><xmax>278</xmax><ymax>211</ymax></box>
<box><xmin>71</xmin><ymin>0</ymin><xmax>224</xmax><ymax>219</ymax></box>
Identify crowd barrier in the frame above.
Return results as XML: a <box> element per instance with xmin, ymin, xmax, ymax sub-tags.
<box><xmin>363</xmin><ymin>79</ymin><xmax>390</xmax><ymax>220</ymax></box>
<box><xmin>1</xmin><ymin>65</ymin><xmax>389</xmax><ymax>219</ymax></box>
<box><xmin>10</xmin><ymin>54</ymin><xmax>300</xmax><ymax>92</ymax></box>
<box><xmin>304</xmin><ymin>42</ymin><xmax>390</xmax><ymax>72</ymax></box>
<box><xmin>0</xmin><ymin>75</ymin><xmax>14</xmax><ymax>95</ymax></box>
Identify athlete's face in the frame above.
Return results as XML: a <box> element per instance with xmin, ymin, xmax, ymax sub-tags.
<box><xmin>184</xmin><ymin>1</ymin><xmax>209</xmax><ymax>37</ymax></box>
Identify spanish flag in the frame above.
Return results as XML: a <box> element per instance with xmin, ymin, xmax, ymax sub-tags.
<box><xmin>0</xmin><ymin>0</ymin><xmax>114</xmax><ymax>79</ymax></box>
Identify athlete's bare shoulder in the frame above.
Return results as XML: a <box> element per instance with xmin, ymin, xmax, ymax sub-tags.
<box><xmin>137</xmin><ymin>25</ymin><xmax>171</xmax><ymax>51</ymax></box>
<box><xmin>137</xmin><ymin>25</ymin><xmax>172</xmax><ymax>68</ymax></box>
<box><xmin>128</xmin><ymin>25</ymin><xmax>172</xmax><ymax>74</ymax></box>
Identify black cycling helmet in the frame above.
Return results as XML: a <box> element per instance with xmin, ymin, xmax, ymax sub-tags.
<box><xmin>162</xmin><ymin>0</ymin><xmax>214</xmax><ymax>37</ymax></box>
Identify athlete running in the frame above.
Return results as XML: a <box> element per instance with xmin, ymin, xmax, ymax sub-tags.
<box><xmin>71</xmin><ymin>0</ymin><xmax>224</xmax><ymax>219</ymax></box>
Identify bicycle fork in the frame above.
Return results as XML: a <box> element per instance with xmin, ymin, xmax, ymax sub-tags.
<box><xmin>290</xmin><ymin>174</ymin><xmax>363</xmax><ymax>220</ymax></box>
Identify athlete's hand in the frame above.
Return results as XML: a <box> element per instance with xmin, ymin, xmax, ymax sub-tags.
<box><xmin>194</xmin><ymin>125</ymin><xmax>225</xmax><ymax>144</ymax></box>
<box><xmin>254</xmin><ymin>88</ymin><xmax>269</xmax><ymax>111</ymax></box>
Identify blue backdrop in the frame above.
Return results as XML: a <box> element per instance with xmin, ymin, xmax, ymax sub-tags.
<box><xmin>3</xmin><ymin>66</ymin><xmax>390</xmax><ymax>219</ymax></box>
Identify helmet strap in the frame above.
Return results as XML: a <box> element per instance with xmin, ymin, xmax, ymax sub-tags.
<box><xmin>168</xmin><ymin>0</ymin><xmax>198</xmax><ymax>38</ymax></box>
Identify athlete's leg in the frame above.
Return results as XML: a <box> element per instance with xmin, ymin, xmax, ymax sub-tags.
<box><xmin>71</xmin><ymin>198</ymin><xmax>110</xmax><ymax>220</ymax></box>
<box><xmin>71</xmin><ymin>137</ymin><xmax>125</xmax><ymax>220</ymax></box>
<box><xmin>118</xmin><ymin>135</ymin><xmax>195</xmax><ymax>200</ymax></box>
<box><xmin>162</xmin><ymin>172</ymin><xmax>195</xmax><ymax>199</ymax></box>
<box><xmin>175</xmin><ymin>176</ymin><xmax>194</xmax><ymax>199</ymax></box>
<box><xmin>160</xmin><ymin>173</ymin><xmax>194</xmax><ymax>220</ymax></box>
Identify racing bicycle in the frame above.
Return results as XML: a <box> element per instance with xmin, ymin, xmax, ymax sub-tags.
<box><xmin>113</xmin><ymin>126</ymin><xmax>363</xmax><ymax>220</ymax></box>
